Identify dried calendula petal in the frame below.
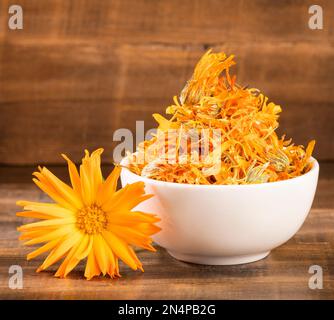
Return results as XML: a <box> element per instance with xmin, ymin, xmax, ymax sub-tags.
<box><xmin>127</xmin><ymin>50</ymin><xmax>315</xmax><ymax>185</ymax></box>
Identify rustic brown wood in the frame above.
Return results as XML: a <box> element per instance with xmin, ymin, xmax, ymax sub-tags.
<box><xmin>0</xmin><ymin>163</ymin><xmax>333</xmax><ymax>299</ymax></box>
<box><xmin>1</xmin><ymin>0</ymin><xmax>333</xmax><ymax>43</ymax></box>
<box><xmin>2</xmin><ymin>41</ymin><xmax>334</xmax><ymax>106</ymax></box>
<box><xmin>0</xmin><ymin>0</ymin><xmax>333</xmax><ymax>163</ymax></box>
<box><xmin>0</xmin><ymin>43</ymin><xmax>333</xmax><ymax>163</ymax></box>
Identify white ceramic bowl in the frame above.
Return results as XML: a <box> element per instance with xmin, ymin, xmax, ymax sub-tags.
<box><xmin>120</xmin><ymin>158</ymin><xmax>319</xmax><ymax>265</ymax></box>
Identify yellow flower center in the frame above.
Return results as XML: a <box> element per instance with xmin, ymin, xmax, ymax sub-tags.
<box><xmin>76</xmin><ymin>204</ymin><xmax>108</xmax><ymax>234</ymax></box>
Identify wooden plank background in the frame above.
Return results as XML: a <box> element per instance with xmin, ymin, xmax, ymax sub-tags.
<box><xmin>0</xmin><ymin>0</ymin><xmax>333</xmax><ymax>164</ymax></box>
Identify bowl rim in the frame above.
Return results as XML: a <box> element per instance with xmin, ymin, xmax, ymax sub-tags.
<box><xmin>120</xmin><ymin>157</ymin><xmax>319</xmax><ymax>189</ymax></box>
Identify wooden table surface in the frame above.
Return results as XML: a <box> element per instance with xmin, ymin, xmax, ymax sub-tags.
<box><xmin>0</xmin><ymin>164</ymin><xmax>333</xmax><ymax>300</ymax></box>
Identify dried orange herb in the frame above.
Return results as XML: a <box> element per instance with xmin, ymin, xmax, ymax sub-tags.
<box><xmin>127</xmin><ymin>50</ymin><xmax>315</xmax><ymax>185</ymax></box>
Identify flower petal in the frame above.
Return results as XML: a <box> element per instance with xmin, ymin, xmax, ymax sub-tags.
<box><xmin>84</xmin><ymin>249</ymin><xmax>100</xmax><ymax>280</ymax></box>
<box><xmin>23</xmin><ymin>225</ymin><xmax>74</xmax><ymax>246</ymax></box>
<box><xmin>18</xmin><ymin>217</ymin><xmax>75</xmax><ymax>232</ymax></box>
<box><xmin>61</xmin><ymin>153</ymin><xmax>82</xmax><ymax>194</ymax></box>
<box><xmin>55</xmin><ymin>234</ymin><xmax>90</xmax><ymax>278</ymax></box>
<box><xmin>108</xmin><ymin>225</ymin><xmax>156</xmax><ymax>252</ymax></box>
<box><xmin>37</xmin><ymin>231</ymin><xmax>82</xmax><ymax>271</ymax></box>
<box><xmin>92</xmin><ymin>234</ymin><xmax>108</xmax><ymax>275</ymax></box>
<box><xmin>35</xmin><ymin>167</ymin><xmax>82</xmax><ymax>209</ymax></box>
<box><xmin>96</xmin><ymin>166</ymin><xmax>121</xmax><ymax>206</ymax></box>
<box><xmin>27</xmin><ymin>239</ymin><xmax>60</xmax><ymax>260</ymax></box>
<box><xmin>102</xmin><ymin>230</ymin><xmax>141</xmax><ymax>271</ymax></box>
<box><xmin>17</xmin><ymin>201</ymin><xmax>73</xmax><ymax>218</ymax></box>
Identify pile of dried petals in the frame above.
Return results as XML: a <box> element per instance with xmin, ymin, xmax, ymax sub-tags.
<box><xmin>127</xmin><ymin>50</ymin><xmax>315</xmax><ymax>185</ymax></box>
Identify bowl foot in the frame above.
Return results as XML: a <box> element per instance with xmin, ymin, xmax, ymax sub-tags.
<box><xmin>167</xmin><ymin>250</ymin><xmax>270</xmax><ymax>265</ymax></box>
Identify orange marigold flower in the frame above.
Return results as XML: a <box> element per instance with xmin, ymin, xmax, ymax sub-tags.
<box><xmin>17</xmin><ymin>148</ymin><xmax>160</xmax><ymax>280</ymax></box>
